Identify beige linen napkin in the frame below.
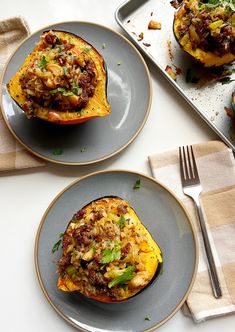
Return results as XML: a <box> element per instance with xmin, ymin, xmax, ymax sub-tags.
<box><xmin>149</xmin><ymin>140</ymin><xmax>235</xmax><ymax>322</ymax></box>
<box><xmin>0</xmin><ymin>17</ymin><xmax>44</xmax><ymax>171</ymax></box>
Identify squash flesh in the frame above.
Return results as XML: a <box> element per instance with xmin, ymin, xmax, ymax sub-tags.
<box><xmin>7</xmin><ymin>30</ymin><xmax>110</xmax><ymax>124</ymax></box>
<box><xmin>57</xmin><ymin>197</ymin><xmax>162</xmax><ymax>302</ymax></box>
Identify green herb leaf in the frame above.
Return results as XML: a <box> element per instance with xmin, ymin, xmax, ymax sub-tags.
<box><xmin>38</xmin><ymin>56</ymin><xmax>48</xmax><ymax>68</ymax></box>
<box><xmin>53</xmin><ymin>148</ymin><xmax>63</xmax><ymax>155</ymax></box>
<box><xmin>108</xmin><ymin>266</ymin><xmax>135</xmax><ymax>288</ymax></box>
<box><xmin>120</xmin><ymin>283</ymin><xmax>128</xmax><ymax>290</ymax></box>
<box><xmin>219</xmin><ymin>76</ymin><xmax>235</xmax><ymax>84</ymax></box>
<box><xmin>52</xmin><ymin>233</ymin><xmax>63</xmax><ymax>253</ymax></box>
<box><xmin>102</xmin><ymin>43</ymin><xmax>106</xmax><ymax>49</ymax></box>
<box><xmin>133</xmin><ymin>179</ymin><xmax>141</xmax><ymax>189</ymax></box>
<box><xmin>56</xmin><ymin>37</ymin><xmax>61</xmax><ymax>45</ymax></box>
<box><xmin>49</xmin><ymin>87</ymin><xmax>65</xmax><ymax>94</ymax></box>
<box><xmin>229</xmin><ymin>0</ymin><xmax>235</xmax><ymax>11</ymax></box>
<box><xmin>186</xmin><ymin>68</ymin><xmax>200</xmax><ymax>84</ymax></box>
<box><xmin>63</xmin><ymin>66</ymin><xmax>68</xmax><ymax>75</ymax></box>
<box><xmin>52</xmin><ymin>239</ymin><xmax>62</xmax><ymax>253</ymax></box>
<box><xmin>62</xmin><ymin>91</ymin><xmax>74</xmax><ymax>96</ymax></box>
<box><xmin>71</xmin><ymin>82</ymin><xmax>81</xmax><ymax>95</ymax></box>
<box><xmin>83</xmin><ymin>46</ymin><xmax>91</xmax><ymax>53</ymax></box>
<box><xmin>144</xmin><ymin>315</ymin><xmax>151</xmax><ymax>321</ymax></box>
<box><xmin>80</xmin><ymin>147</ymin><xmax>86</xmax><ymax>153</ymax></box>
<box><xmin>118</xmin><ymin>215</ymin><xmax>126</xmax><ymax>228</ymax></box>
<box><xmin>101</xmin><ymin>241</ymin><xmax>121</xmax><ymax>264</ymax></box>
<box><xmin>198</xmin><ymin>0</ymin><xmax>235</xmax><ymax>11</ymax></box>
<box><xmin>50</xmin><ymin>88</ymin><xmax>74</xmax><ymax>96</ymax></box>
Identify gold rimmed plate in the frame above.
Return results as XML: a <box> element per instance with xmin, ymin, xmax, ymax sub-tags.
<box><xmin>35</xmin><ymin>170</ymin><xmax>198</xmax><ymax>331</ymax></box>
<box><xmin>0</xmin><ymin>22</ymin><xmax>151</xmax><ymax>165</ymax></box>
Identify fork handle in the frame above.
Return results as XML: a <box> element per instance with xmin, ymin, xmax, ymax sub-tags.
<box><xmin>194</xmin><ymin>198</ymin><xmax>222</xmax><ymax>298</ymax></box>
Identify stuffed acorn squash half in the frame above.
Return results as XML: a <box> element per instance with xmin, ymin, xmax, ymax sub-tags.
<box><xmin>7</xmin><ymin>30</ymin><xmax>110</xmax><ymax>124</ymax></box>
<box><xmin>173</xmin><ymin>0</ymin><xmax>235</xmax><ymax>67</ymax></box>
<box><xmin>57</xmin><ymin>197</ymin><xmax>162</xmax><ymax>302</ymax></box>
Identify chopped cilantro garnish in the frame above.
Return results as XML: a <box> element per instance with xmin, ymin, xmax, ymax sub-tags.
<box><xmin>63</xmin><ymin>66</ymin><xmax>68</xmax><ymax>75</ymax></box>
<box><xmin>144</xmin><ymin>315</ymin><xmax>151</xmax><ymax>321</ymax></box>
<box><xmin>71</xmin><ymin>82</ymin><xmax>81</xmax><ymax>95</ymax></box>
<box><xmin>68</xmin><ymin>37</ymin><xmax>74</xmax><ymax>44</ymax></box>
<box><xmin>117</xmin><ymin>61</ymin><xmax>122</xmax><ymax>66</ymax></box>
<box><xmin>49</xmin><ymin>88</ymin><xmax>74</xmax><ymax>97</ymax></box>
<box><xmin>52</xmin><ymin>233</ymin><xmax>63</xmax><ymax>253</ymax></box>
<box><xmin>120</xmin><ymin>283</ymin><xmax>128</xmax><ymax>290</ymax></box>
<box><xmin>133</xmin><ymin>179</ymin><xmax>141</xmax><ymax>189</ymax></box>
<box><xmin>49</xmin><ymin>87</ymin><xmax>65</xmax><ymax>94</ymax></box>
<box><xmin>101</xmin><ymin>241</ymin><xmax>121</xmax><ymax>264</ymax></box>
<box><xmin>118</xmin><ymin>215</ymin><xmax>126</xmax><ymax>228</ymax></box>
<box><xmin>83</xmin><ymin>46</ymin><xmax>91</xmax><ymax>53</ymax></box>
<box><xmin>80</xmin><ymin>147</ymin><xmax>86</xmax><ymax>152</ymax></box>
<box><xmin>52</xmin><ymin>239</ymin><xmax>62</xmax><ymax>253</ymax></box>
<box><xmin>102</xmin><ymin>43</ymin><xmax>106</xmax><ymax>49</ymax></box>
<box><xmin>38</xmin><ymin>56</ymin><xmax>48</xmax><ymax>68</ymax></box>
<box><xmin>186</xmin><ymin>68</ymin><xmax>200</xmax><ymax>84</ymax></box>
<box><xmin>62</xmin><ymin>91</ymin><xmax>74</xmax><ymax>96</ymax></box>
<box><xmin>55</xmin><ymin>36</ymin><xmax>61</xmax><ymax>44</ymax></box>
<box><xmin>219</xmin><ymin>76</ymin><xmax>235</xmax><ymax>84</ymax></box>
<box><xmin>108</xmin><ymin>266</ymin><xmax>136</xmax><ymax>288</ymax></box>
<box><xmin>198</xmin><ymin>0</ymin><xmax>235</xmax><ymax>11</ymax></box>
<box><xmin>53</xmin><ymin>148</ymin><xmax>63</xmax><ymax>155</ymax></box>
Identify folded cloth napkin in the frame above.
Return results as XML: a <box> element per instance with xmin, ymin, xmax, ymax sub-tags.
<box><xmin>0</xmin><ymin>17</ymin><xmax>45</xmax><ymax>171</ymax></box>
<box><xmin>148</xmin><ymin>140</ymin><xmax>235</xmax><ymax>323</ymax></box>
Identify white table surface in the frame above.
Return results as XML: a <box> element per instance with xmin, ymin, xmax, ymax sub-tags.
<box><xmin>0</xmin><ymin>0</ymin><xmax>234</xmax><ymax>331</ymax></box>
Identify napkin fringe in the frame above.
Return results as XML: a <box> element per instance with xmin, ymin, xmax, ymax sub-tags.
<box><xmin>0</xmin><ymin>16</ymin><xmax>45</xmax><ymax>171</ymax></box>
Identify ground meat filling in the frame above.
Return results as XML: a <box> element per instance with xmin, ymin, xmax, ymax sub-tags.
<box><xmin>176</xmin><ymin>0</ymin><xmax>235</xmax><ymax>56</ymax></box>
<box><xmin>19</xmin><ymin>31</ymin><xmax>97</xmax><ymax>116</ymax></box>
<box><xmin>57</xmin><ymin>197</ymin><xmax>159</xmax><ymax>301</ymax></box>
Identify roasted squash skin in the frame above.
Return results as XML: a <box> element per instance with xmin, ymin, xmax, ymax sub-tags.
<box><xmin>7</xmin><ymin>30</ymin><xmax>110</xmax><ymax>124</ymax></box>
<box><xmin>57</xmin><ymin>196</ymin><xmax>162</xmax><ymax>303</ymax></box>
<box><xmin>232</xmin><ymin>92</ymin><xmax>235</xmax><ymax>113</ymax></box>
<box><xmin>173</xmin><ymin>0</ymin><xmax>235</xmax><ymax>67</ymax></box>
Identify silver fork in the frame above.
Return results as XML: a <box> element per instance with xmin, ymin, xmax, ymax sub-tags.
<box><xmin>179</xmin><ymin>146</ymin><xmax>222</xmax><ymax>298</ymax></box>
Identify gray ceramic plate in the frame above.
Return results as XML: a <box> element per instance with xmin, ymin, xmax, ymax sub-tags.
<box><xmin>35</xmin><ymin>170</ymin><xmax>198</xmax><ymax>332</ymax></box>
<box><xmin>0</xmin><ymin>22</ymin><xmax>151</xmax><ymax>165</ymax></box>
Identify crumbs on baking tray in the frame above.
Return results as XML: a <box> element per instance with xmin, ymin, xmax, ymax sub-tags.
<box><xmin>165</xmin><ymin>65</ymin><xmax>182</xmax><ymax>81</ymax></box>
<box><xmin>130</xmin><ymin>10</ymin><xmax>162</xmax><ymax>48</ymax></box>
<box><xmin>148</xmin><ymin>20</ymin><xmax>161</xmax><ymax>30</ymax></box>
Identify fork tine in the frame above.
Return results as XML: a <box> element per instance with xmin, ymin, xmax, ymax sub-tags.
<box><xmin>179</xmin><ymin>147</ymin><xmax>185</xmax><ymax>179</ymax></box>
<box><xmin>179</xmin><ymin>145</ymin><xmax>200</xmax><ymax>183</ymax></box>
<box><xmin>182</xmin><ymin>146</ymin><xmax>190</xmax><ymax>179</ymax></box>
<box><xmin>186</xmin><ymin>145</ymin><xmax>193</xmax><ymax>179</ymax></box>
<box><xmin>190</xmin><ymin>146</ymin><xmax>199</xmax><ymax>179</ymax></box>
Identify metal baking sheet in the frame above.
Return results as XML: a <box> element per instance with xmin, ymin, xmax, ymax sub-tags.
<box><xmin>115</xmin><ymin>0</ymin><xmax>235</xmax><ymax>150</ymax></box>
